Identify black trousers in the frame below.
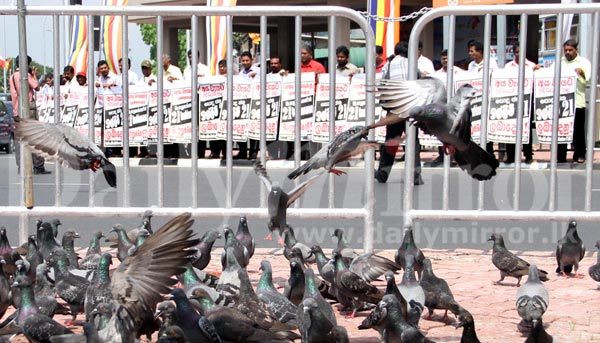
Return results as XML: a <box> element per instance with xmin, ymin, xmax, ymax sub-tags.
<box><xmin>377</xmin><ymin>121</ymin><xmax>421</xmax><ymax>180</ymax></box>
<box><xmin>558</xmin><ymin>107</ymin><xmax>587</xmax><ymax>162</ymax></box>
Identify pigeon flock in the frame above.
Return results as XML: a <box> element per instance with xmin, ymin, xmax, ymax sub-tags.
<box><xmin>1</xmin><ymin>81</ymin><xmax>597</xmax><ymax>343</ymax></box>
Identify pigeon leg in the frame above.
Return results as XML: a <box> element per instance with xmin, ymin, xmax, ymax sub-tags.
<box><xmin>277</xmin><ymin>236</ymin><xmax>285</xmax><ymax>246</ymax></box>
<box><xmin>574</xmin><ymin>272</ymin><xmax>584</xmax><ymax>279</ymax></box>
<box><xmin>329</xmin><ymin>168</ymin><xmax>347</xmax><ymax>176</ymax></box>
<box><xmin>442</xmin><ymin>309</ymin><xmax>448</xmax><ymax>321</ymax></box>
<box><xmin>345</xmin><ymin>308</ymin><xmax>358</xmax><ymax>319</ymax></box>
<box><xmin>264</xmin><ymin>232</ymin><xmax>273</xmax><ymax>241</ymax></box>
<box><xmin>561</xmin><ymin>271</ymin><xmax>569</xmax><ymax>278</ymax></box>
<box><xmin>493</xmin><ymin>272</ymin><xmax>505</xmax><ymax>285</ymax></box>
<box><xmin>516</xmin><ymin>276</ymin><xmax>522</xmax><ymax>287</ymax></box>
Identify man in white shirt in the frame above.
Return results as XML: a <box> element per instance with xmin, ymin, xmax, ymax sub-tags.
<box><xmin>467</xmin><ymin>40</ymin><xmax>499</xmax><ymax>73</ymax></box>
<box><xmin>184</xmin><ymin>49</ymin><xmax>211</xmax><ymax>80</ymax></box>
<box><xmin>239</xmin><ymin>51</ymin><xmax>260</xmax><ymax>79</ymax></box>
<box><xmin>417</xmin><ymin>41</ymin><xmax>435</xmax><ymax>76</ymax></box>
<box><xmin>162</xmin><ymin>54</ymin><xmax>183</xmax><ymax>83</ymax></box>
<box><xmin>137</xmin><ymin>60</ymin><xmax>157</xmax><ymax>87</ymax></box>
<box><xmin>95</xmin><ymin>59</ymin><xmax>121</xmax><ymax>95</ymax></box>
<box><xmin>118</xmin><ymin>57</ymin><xmax>139</xmax><ymax>85</ymax></box>
<box><xmin>335</xmin><ymin>45</ymin><xmax>359</xmax><ymax>77</ymax></box>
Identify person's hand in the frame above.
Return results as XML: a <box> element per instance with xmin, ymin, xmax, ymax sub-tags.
<box><xmin>148</xmin><ymin>79</ymin><xmax>156</xmax><ymax>86</ymax></box>
<box><xmin>167</xmin><ymin>76</ymin><xmax>176</xmax><ymax>82</ymax></box>
<box><xmin>249</xmin><ymin>72</ymin><xmax>257</xmax><ymax>78</ymax></box>
<box><xmin>574</xmin><ymin>67</ymin><xmax>585</xmax><ymax>78</ymax></box>
<box><xmin>95</xmin><ymin>81</ymin><xmax>101</xmax><ymax>87</ymax></box>
<box><xmin>32</xmin><ymin>67</ymin><xmax>38</xmax><ymax>78</ymax></box>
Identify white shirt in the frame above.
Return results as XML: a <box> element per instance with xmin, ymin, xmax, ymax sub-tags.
<box><xmin>468</xmin><ymin>58</ymin><xmax>499</xmax><ymax>74</ymax></box>
<box><xmin>118</xmin><ymin>70</ymin><xmax>139</xmax><ymax>85</ymax></box>
<box><xmin>136</xmin><ymin>73</ymin><xmax>157</xmax><ymax>87</ymax></box>
<box><xmin>184</xmin><ymin>62</ymin><xmax>212</xmax><ymax>80</ymax></box>
<box><xmin>418</xmin><ymin>55</ymin><xmax>435</xmax><ymax>76</ymax></box>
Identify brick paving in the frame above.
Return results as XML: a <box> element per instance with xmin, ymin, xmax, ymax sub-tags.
<box><xmin>4</xmin><ymin>246</ymin><xmax>599</xmax><ymax>343</ymax></box>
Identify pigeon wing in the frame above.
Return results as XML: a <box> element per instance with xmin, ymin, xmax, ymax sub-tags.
<box><xmin>286</xmin><ymin>170</ymin><xmax>325</xmax><ymax>207</ymax></box>
<box><xmin>252</xmin><ymin>161</ymin><xmax>273</xmax><ymax>192</ymax></box>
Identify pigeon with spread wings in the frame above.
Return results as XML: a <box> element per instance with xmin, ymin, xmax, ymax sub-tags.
<box><xmin>254</xmin><ymin>161</ymin><xmax>324</xmax><ymax>243</ymax></box>
<box><xmin>14</xmin><ymin>118</ymin><xmax>117</xmax><ymax>188</ymax></box>
<box><xmin>408</xmin><ymin>84</ymin><xmax>499</xmax><ymax>181</ymax></box>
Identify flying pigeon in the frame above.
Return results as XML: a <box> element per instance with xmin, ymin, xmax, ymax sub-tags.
<box><xmin>287</xmin><ymin>125</ymin><xmax>378</xmax><ymax>179</ymax></box>
<box><xmin>253</xmin><ymin>161</ymin><xmax>324</xmax><ymax>242</ymax></box>
<box><xmin>589</xmin><ymin>240</ymin><xmax>600</xmax><ymax>285</ymax></box>
<box><xmin>516</xmin><ymin>264</ymin><xmax>549</xmax><ymax>330</ymax></box>
<box><xmin>556</xmin><ymin>219</ymin><xmax>586</xmax><ymax>277</ymax></box>
<box><xmin>408</xmin><ymin>84</ymin><xmax>499</xmax><ymax>180</ymax></box>
<box><xmin>14</xmin><ymin>118</ymin><xmax>117</xmax><ymax>187</ymax></box>
<box><xmin>489</xmin><ymin>233</ymin><xmax>549</xmax><ymax>286</ymax></box>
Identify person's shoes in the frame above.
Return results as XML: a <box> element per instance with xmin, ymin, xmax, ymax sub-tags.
<box><xmin>504</xmin><ymin>158</ymin><xmax>514</xmax><ymax>164</ymax></box>
<box><xmin>576</xmin><ymin>157</ymin><xmax>586</xmax><ymax>164</ymax></box>
<box><xmin>374</xmin><ymin>170</ymin><xmax>388</xmax><ymax>183</ymax></box>
<box><xmin>431</xmin><ymin>155</ymin><xmax>443</xmax><ymax>166</ymax></box>
<box><xmin>233</xmin><ymin>153</ymin><xmax>247</xmax><ymax>160</ymax></box>
<box><xmin>208</xmin><ymin>153</ymin><xmax>220</xmax><ymax>159</ymax></box>
<box><xmin>249</xmin><ymin>152</ymin><xmax>258</xmax><ymax>160</ymax></box>
<box><xmin>414</xmin><ymin>174</ymin><xmax>424</xmax><ymax>186</ymax></box>
<box><xmin>524</xmin><ymin>158</ymin><xmax>533</xmax><ymax>164</ymax></box>
<box><xmin>557</xmin><ymin>158</ymin><xmax>567</xmax><ymax>163</ymax></box>
<box><xmin>398</xmin><ymin>154</ymin><xmax>405</xmax><ymax>162</ymax></box>
<box><xmin>33</xmin><ymin>168</ymin><xmax>51</xmax><ymax>175</ymax></box>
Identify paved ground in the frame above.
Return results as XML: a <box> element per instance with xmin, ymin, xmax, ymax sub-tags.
<box><xmin>5</xmin><ymin>246</ymin><xmax>600</xmax><ymax>342</ymax></box>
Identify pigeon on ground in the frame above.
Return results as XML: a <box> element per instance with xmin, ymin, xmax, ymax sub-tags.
<box><xmin>332</xmin><ymin>228</ymin><xmax>359</xmax><ymax>266</ymax></box>
<box><xmin>157</xmin><ymin>325</ymin><xmax>187</xmax><ymax>343</ymax></box>
<box><xmin>256</xmin><ymin>260</ymin><xmax>298</xmax><ymax>325</ymax></box>
<box><xmin>192</xmin><ymin>229</ymin><xmax>221</xmax><ymax>270</ymax></box>
<box><xmin>37</xmin><ymin>222</ymin><xmax>62</xmax><ymax>261</ymax></box>
<box><xmin>407</xmin><ymin>84</ymin><xmax>499</xmax><ymax>180</ymax></box>
<box><xmin>84</xmin><ymin>253</ymin><xmax>113</xmax><ymax>322</ymax></box>
<box><xmin>287</xmin><ymin>125</ymin><xmax>378</xmax><ymax>179</ymax></box>
<box><xmin>253</xmin><ymin>161</ymin><xmax>324</xmax><ymax>242</ymax></box>
<box><xmin>516</xmin><ymin>265</ymin><xmax>550</xmax><ymax>330</ymax></box>
<box><xmin>284</xmin><ymin>252</ymin><xmax>306</xmax><ymax>306</ymax></box>
<box><xmin>221</xmin><ymin>226</ymin><xmax>250</xmax><ymax>269</ymax></box>
<box><xmin>25</xmin><ymin>235</ymin><xmax>44</xmax><ymax>282</ymax></box>
<box><xmin>348</xmin><ymin>253</ymin><xmax>401</xmax><ymax>283</ymax></box>
<box><xmin>235</xmin><ymin>215</ymin><xmax>255</xmax><ymax>260</ymax></box>
<box><xmin>216</xmin><ymin>247</ymin><xmax>243</xmax><ymax>299</ymax></box>
<box><xmin>282</xmin><ymin>225</ymin><xmax>315</xmax><ymax>264</ymax></box>
<box><xmin>384</xmin><ymin>271</ymin><xmax>408</xmax><ymax>321</ymax></box>
<box><xmin>178</xmin><ymin>264</ymin><xmax>233</xmax><ymax>308</ymax></box>
<box><xmin>368</xmin><ymin>77</ymin><xmax>448</xmax><ymax>129</ymax></box>
<box><xmin>98</xmin><ymin>212</ymin><xmax>199</xmax><ymax>342</ymax></box>
<box><xmin>0</xmin><ymin>228</ymin><xmax>17</xmax><ymax>277</ymax></box>
<box><xmin>0</xmin><ymin>260</ymin><xmax>10</xmax><ymax>321</ymax></box>
<box><xmin>455</xmin><ymin>309</ymin><xmax>481</xmax><ymax>343</ymax></box>
<box><xmin>91</xmin><ymin>302</ymin><xmax>112</xmax><ymax>331</ymax></box>
<box><xmin>14</xmin><ymin>118</ymin><xmax>117</xmax><ymax>187</ymax></box>
<box><xmin>301</xmin><ymin>267</ymin><xmax>337</xmax><ymax>326</ymax></box>
<box><xmin>33</xmin><ymin>264</ymin><xmax>71</xmax><ymax>319</ymax></box>
<box><xmin>61</xmin><ymin>229</ymin><xmax>81</xmax><ymax>269</ymax></box>
<box><xmin>310</xmin><ymin>245</ymin><xmax>335</xmax><ymax>284</ymax></box>
<box><xmin>48</xmin><ymin>322</ymin><xmax>101</xmax><ymax>343</ymax></box>
<box><xmin>489</xmin><ymin>233</ymin><xmax>549</xmax><ymax>286</ymax></box>
<box><xmin>169</xmin><ymin>288</ymin><xmax>222</xmax><ymax>343</ymax></box>
<box><xmin>374</xmin><ymin>294</ymin><xmax>435</xmax><ymax>343</ymax></box>
<box><xmin>109</xmin><ymin>224</ymin><xmax>135</xmax><ymax>262</ymax></box>
<box><xmin>79</xmin><ymin>230</ymin><xmax>104</xmax><ymax>270</ymax></box>
<box><xmin>398</xmin><ymin>255</ymin><xmax>426</xmax><ymax>327</ymax></box>
<box><xmin>525</xmin><ymin>319</ymin><xmax>557</xmax><ymax>343</ymax></box>
<box><xmin>155</xmin><ymin>301</ymin><xmax>177</xmax><ymax>339</ymax></box>
<box><xmin>420</xmin><ymin>258</ymin><xmax>460</xmax><ymax>320</ymax></box>
<box><xmin>106</xmin><ymin>210</ymin><xmax>154</xmax><ymax>245</ymax></box>
<box><xmin>396</xmin><ymin>226</ymin><xmax>426</xmax><ymax>280</ymax></box>
<box><xmin>298</xmin><ymin>297</ymin><xmax>349</xmax><ymax>343</ymax></box>
<box><xmin>556</xmin><ymin>219</ymin><xmax>585</xmax><ymax>277</ymax></box>
<box><xmin>127</xmin><ymin>228</ymin><xmax>151</xmax><ymax>256</ymax></box>
<box><xmin>589</xmin><ymin>240</ymin><xmax>600</xmax><ymax>285</ymax></box>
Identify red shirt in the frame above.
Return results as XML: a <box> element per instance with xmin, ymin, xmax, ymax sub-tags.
<box><xmin>301</xmin><ymin>59</ymin><xmax>326</xmax><ymax>74</ymax></box>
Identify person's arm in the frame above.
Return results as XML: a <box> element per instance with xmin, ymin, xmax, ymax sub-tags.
<box><xmin>29</xmin><ymin>68</ymin><xmax>40</xmax><ymax>92</ymax></box>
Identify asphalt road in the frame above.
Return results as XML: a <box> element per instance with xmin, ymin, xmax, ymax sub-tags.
<box><xmin>1</xmin><ymin>154</ymin><xmax>599</xmax><ymax>253</ymax></box>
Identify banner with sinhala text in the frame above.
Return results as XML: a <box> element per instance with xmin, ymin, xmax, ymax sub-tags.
<box><xmin>278</xmin><ymin>73</ymin><xmax>315</xmax><ymax>142</ymax></box>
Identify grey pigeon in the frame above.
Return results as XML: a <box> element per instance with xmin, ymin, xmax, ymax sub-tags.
<box><xmin>282</xmin><ymin>225</ymin><xmax>315</xmax><ymax>264</ymax></box>
<box><xmin>374</xmin><ymin>294</ymin><xmax>435</xmax><ymax>343</ymax></box>
<box><xmin>91</xmin><ymin>302</ymin><xmax>112</xmax><ymax>331</ymax></box>
<box><xmin>298</xmin><ymin>297</ymin><xmax>349</xmax><ymax>343</ymax></box>
<box><xmin>98</xmin><ymin>212</ymin><xmax>199</xmax><ymax>342</ymax></box>
<box><xmin>384</xmin><ymin>271</ymin><xmax>409</xmax><ymax>321</ymax></box>
<box><xmin>516</xmin><ymin>265</ymin><xmax>550</xmax><ymax>330</ymax></box>
<box><xmin>169</xmin><ymin>288</ymin><xmax>222</xmax><ymax>343</ymax></box>
<box><xmin>300</xmin><ymin>267</ymin><xmax>337</xmax><ymax>326</ymax></box>
<box><xmin>525</xmin><ymin>319</ymin><xmax>557</xmax><ymax>343</ymax></box>
<box><xmin>25</xmin><ymin>234</ymin><xmax>44</xmax><ymax>282</ymax></box>
<box><xmin>408</xmin><ymin>84</ymin><xmax>499</xmax><ymax>180</ymax></box>
<box><xmin>37</xmin><ymin>222</ymin><xmax>62</xmax><ymax>261</ymax></box>
<box><xmin>157</xmin><ymin>325</ymin><xmax>187</xmax><ymax>343</ymax></box>
<box><xmin>108</xmin><ymin>224</ymin><xmax>134</xmax><ymax>262</ymax></box>
<box><xmin>49</xmin><ymin>219</ymin><xmax>63</xmax><ymax>239</ymax></box>
<box><xmin>216</xmin><ymin>247</ymin><xmax>243</xmax><ymax>299</ymax></box>
<box><xmin>84</xmin><ymin>253</ymin><xmax>113</xmax><ymax>322</ymax></box>
<box><xmin>235</xmin><ymin>215</ymin><xmax>255</xmax><ymax>260</ymax></box>
<box><xmin>332</xmin><ymin>228</ymin><xmax>359</xmax><ymax>265</ymax></box>
<box><xmin>455</xmin><ymin>309</ymin><xmax>481</xmax><ymax>343</ymax></box>
<box><xmin>589</xmin><ymin>240</ymin><xmax>600</xmax><ymax>285</ymax></box>
<box><xmin>310</xmin><ymin>245</ymin><xmax>335</xmax><ymax>284</ymax></box>
<box><xmin>192</xmin><ymin>229</ymin><xmax>221</xmax><ymax>271</ymax></box>
<box><xmin>420</xmin><ymin>258</ymin><xmax>460</xmax><ymax>320</ymax></box>
<box><xmin>177</xmin><ymin>264</ymin><xmax>233</xmax><ymax>308</ymax></box>
<box><xmin>49</xmin><ymin>322</ymin><xmax>101</xmax><ymax>343</ymax></box>
<box><xmin>155</xmin><ymin>301</ymin><xmax>177</xmax><ymax>339</ymax></box>
<box><xmin>287</xmin><ymin>125</ymin><xmax>378</xmax><ymax>179</ymax></box>
<box><xmin>0</xmin><ymin>260</ymin><xmax>10</xmax><ymax>321</ymax></box>
<box><xmin>0</xmin><ymin>228</ymin><xmax>17</xmax><ymax>277</ymax></box>
<box><xmin>254</xmin><ymin>161</ymin><xmax>324</xmax><ymax>243</ymax></box>
<box><xmin>395</xmin><ymin>226</ymin><xmax>426</xmax><ymax>280</ymax></box>
<box><xmin>127</xmin><ymin>228</ymin><xmax>150</xmax><ymax>256</ymax></box>
<box><xmin>283</xmin><ymin>252</ymin><xmax>305</xmax><ymax>305</ymax></box>
<box><xmin>368</xmin><ymin>77</ymin><xmax>448</xmax><ymax>129</ymax></box>
<box><xmin>256</xmin><ymin>260</ymin><xmax>298</xmax><ymax>325</ymax></box>
<box><xmin>489</xmin><ymin>233</ymin><xmax>549</xmax><ymax>286</ymax></box>
<box><xmin>61</xmin><ymin>229</ymin><xmax>81</xmax><ymax>268</ymax></box>
<box><xmin>15</xmin><ymin>118</ymin><xmax>117</xmax><ymax>187</ymax></box>
<box><xmin>398</xmin><ymin>255</ymin><xmax>426</xmax><ymax>327</ymax></box>
<box><xmin>79</xmin><ymin>230</ymin><xmax>104</xmax><ymax>270</ymax></box>
<box><xmin>556</xmin><ymin>219</ymin><xmax>585</xmax><ymax>277</ymax></box>
<box><xmin>349</xmin><ymin>253</ymin><xmax>401</xmax><ymax>283</ymax></box>
<box><xmin>106</xmin><ymin>210</ymin><xmax>154</xmax><ymax>246</ymax></box>
<box><xmin>34</xmin><ymin>264</ymin><xmax>71</xmax><ymax>319</ymax></box>
<box><xmin>220</xmin><ymin>225</ymin><xmax>250</xmax><ymax>269</ymax></box>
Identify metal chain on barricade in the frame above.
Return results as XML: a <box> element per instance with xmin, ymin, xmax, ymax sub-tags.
<box><xmin>359</xmin><ymin>7</ymin><xmax>432</xmax><ymax>23</ymax></box>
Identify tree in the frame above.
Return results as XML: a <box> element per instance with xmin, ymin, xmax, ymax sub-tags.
<box><xmin>138</xmin><ymin>23</ymin><xmax>187</xmax><ymax>72</ymax></box>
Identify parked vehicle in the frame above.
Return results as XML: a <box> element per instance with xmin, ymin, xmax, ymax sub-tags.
<box><xmin>0</xmin><ymin>100</ymin><xmax>15</xmax><ymax>154</ymax></box>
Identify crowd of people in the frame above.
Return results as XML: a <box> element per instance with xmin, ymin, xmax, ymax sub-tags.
<box><xmin>10</xmin><ymin>38</ymin><xmax>591</xmax><ymax>183</ymax></box>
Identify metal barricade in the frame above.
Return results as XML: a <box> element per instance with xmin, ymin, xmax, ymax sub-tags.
<box><xmin>0</xmin><ymin>4</ymin><xmax>376</xmax><ymax>251</ymax></box>
<box><xmin>404</xmin><ymin>3</ymin><xmax>600</xmax><ymax>226</ymax></box>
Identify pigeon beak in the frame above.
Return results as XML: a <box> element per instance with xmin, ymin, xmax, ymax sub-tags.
<box><xmin>154</xmin><ymin>309</ymin><xmax>164</xmax><ymax>320</ymax></box>
<box><xmin>455</xmin><ymin>321</ymin><xmax>464</xmax><ymax>329</ymax></box>
<box><xmin>11</xmin><ymin>281</ymin><xmax>18</xmax><ymax>288</ymax></box>
<box><xmin>74</xmin><ymin>232</ymin><xmax>81</xmax><ymax>238</ymax></box>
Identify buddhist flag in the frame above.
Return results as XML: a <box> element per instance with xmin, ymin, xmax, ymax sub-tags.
<box><xmin>66</xmin><ymin>15</ymin><xmax>88</xmax><ymax>74</ymax></box>
<box><xmin>206</xmin><ymin>0</ymin><xmax>237</xmax><ymax>75</ymax></box>
<box><xmin>248</xmin><ymin>33</ymin><xmax>260</xmax><ymax>44</ymax></box>
<box><xmin>0</xmin><ymin>56</ymin><xmax>6</xmax><ymax>69</ymax></box>
<box><xmin>101</xmin><ymin>0</ymin><xmax>128</xmax><ymax>74</ymax></box>
<box><xmin>370</xmin><ymin>0</ymin><xmax>400</xmax><ymax>59</ymax></box>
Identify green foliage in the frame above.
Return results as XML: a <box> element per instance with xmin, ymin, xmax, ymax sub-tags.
<box><xmin>138</xmin><ymin>23</ymin><xmax>187</xmax><ymax>73</ymax></box>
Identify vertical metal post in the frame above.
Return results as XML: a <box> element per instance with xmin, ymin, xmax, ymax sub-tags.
<box><xmin>549</xmin><ymin>14</ymin><xmax>563</xmax><ymax>212</ymax></box>
<box><xmin>121</xmin><ymin>15</ymin><xmax>130</xmax><ymax>207</ymax></box>
<box><xmin>157</xmin><ymin>16</ymin><xmax>165</xmax><ymax>207</ymax></box>
<box><xmin>17</xmin><ymin>0</ymin><xmax>33</xmax><ymax>210</ymax></box>
<box><xmin>327</xmin><ymin>16</ymin><xmax>336</xmax><ymax>209</ymax></box>
<box><xmin>584</xmin><ymin>12</ymin><xmax>598</xmax><ymax>212</ymax></box>
<box><xmin>53</xmin><ymin>14</ymin><xmax>62</xmax><ymax>206</ymax></box>
<box><xmin>191</xmin><ymin>15</ymin><xmax>199</xmax><ymax>208</ymax></box>
<box><xmin>512</xmin><ymin>14</ymin><xmax>528</xmax><ymax>210</ymax></box>
<box><xmin>404</xmin><ymin>35</ymin><xmax>419</xmax><ymax>227</ymax></box>
<box><xmin>363</xmin><ymin>21</ymin><xmax>376</xmax><ymax>253</ymax></box>
<box><xmin>442</xmin><ymin>15</ymin><xmax>456</xmax><ymax>211</ymax></box>
<box><xmin>293</xmin><ymin>16</ymin><xmax>302</xmax><ymax>208</ymax></box>
<box><xmin>477</xmin><ymin>13</ymin><xmax>492</xmax><ymax>210</ymax></box>
<box><xmin>87</xmin><ymin>14</ymin><xmax>95</xmax><ymax>207</ymax></box>
<box><xmin>259</xmin><ymin>16</ymin><xmax>267</xmax><ymax>208</ymax></box>
<box><xmin>225</xmin><ymin>16</ymin><xmax>233</xmax><ymax>209</ymax></box>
